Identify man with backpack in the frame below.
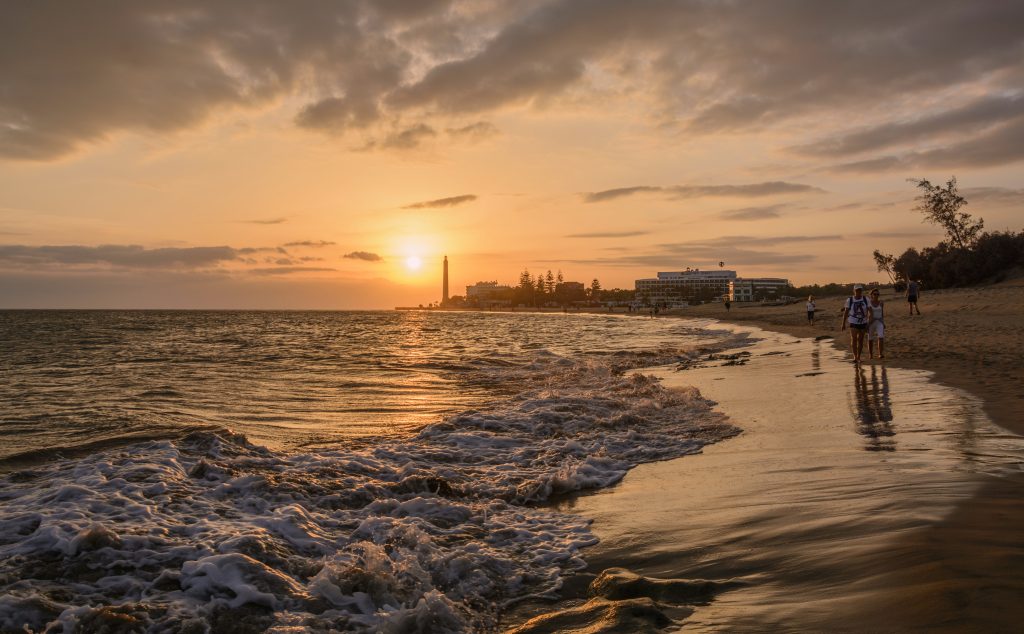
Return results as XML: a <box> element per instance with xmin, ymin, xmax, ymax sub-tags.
<box><xmin>840</xmin><ymin>284</ymin><xmax>873</xmax><ymax>363</ymax></box>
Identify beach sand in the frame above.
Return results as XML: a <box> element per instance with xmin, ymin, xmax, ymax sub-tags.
<box><xmin>685</xmin><ymin>277</ymin><xmax>1024</xmax><ymax>437</ymax></box>
<box><xmin>506</xmin><ymin>279</ymin><xmax>1024</xmax><ymax>632</ymax></box>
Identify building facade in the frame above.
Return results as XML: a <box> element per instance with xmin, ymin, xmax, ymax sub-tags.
<box><xmin>727</xmin><ymin>277</ymin><xmax>791</xmax><ymax>302</ymax></box>
<box><xmin>635</xmin><ymin>269</ymin><xmax>738</xmax><ymax>305</ymax></box>
<box><xmin>465</xmin><ymin>281</ymin><xmax>513</xmax><ymax>305</ymax></box>
<box><xmin>635</xmin><ymin>269</ymin><xmax>791</xmax><ymax>304</ymax></box>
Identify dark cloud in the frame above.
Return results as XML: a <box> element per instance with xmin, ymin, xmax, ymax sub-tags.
<box><xmin>584</xmin><ymin>182</ymin><xmax>822</xmax><ymax>203</ymax></box>
<box><xmin>380</xmin><ymin>123</ymin><xmax>437</xmax><ymax>149</ymax></box>
<box><xmin>793</xmin><ymin>95</ymin><xmax>1024</xmax><ymax>157</ymax></box>
<box><xmin>560</xmin><ymin>233</ymin><xmax>842</xmax><ymax>270</ymax></box>
<box><xmin>859</xmin><ymin>231</ymin><xmax>939</xmax><ymax>239</ymax></box>
<box><xmin>668</xmin><ymin>235</ymin><xmax>843</xmax><ymax>248</ymax></box>
<box><xmin>963</xmin><ymin>186</ymin><xmax>1024</xmax><ymax>205</ymax></box>
<box><xmin>719</xmin><ymin>205</ymin><xmax>785</xmax><ymax>221</ymax></box>
<box><xmin>0</xmin><ymin>244</ymin><xmax>238</xmax><ymax>269</ymax></box>
<box><xmin>244</xmin><ymin>217</ymin><xmax>288</xmax><ymax>225</ymax></box>
<box><xmin>446</xmin><ymin>121</ymin><xmax>500</xmax><ymax>142</ymax></box>
<box><xmin>283</xmin><ymin>240</ymin><xmax>336</xmax><ymax>248</ymax></box>
<box><xmin>343</xmin><ymin>251</ymin><xmax>383</xmax><ymax>262</ymax></box>
<box><xmin>566</xmin><ymin>248</ymin><xmax>815</xmax><ymax>269</ymax></box>
<box><xmin>583</xmin><ymin>186</ymin><xmax>662</xmax><ymax>203</ymax></box>
<box><xmin>249</xmin><ymin>266</ymin><xmax>336</xmax><ymax>275</ymax></box>
<box><xmin>4</xmin><ymin>0</ymin><xmax>1023</xmax><ymax>169</ymax></box>
<box><xmin>565</xmin><ymin>230</ymin><xmax>650</xmax><ymax>238</ymax></box>
<box><xmin>402</xmin><ymin>194</ymin><xmax>478</xmax><ymax>209</ymax></box>
<box><xmin>830</xmin><ymin>117</ymin><xmax>1024</xmax><ymax>172</ymax></box>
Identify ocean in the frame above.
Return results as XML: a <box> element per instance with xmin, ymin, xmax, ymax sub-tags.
<box><xmin>0</xmin><ymin>310</ymin><xmax>747</xmax><ymax>632</ymax></box>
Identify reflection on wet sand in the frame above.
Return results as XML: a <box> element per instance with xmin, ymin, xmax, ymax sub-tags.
<box><xmin>516</xmin><ymin>326</ymin><xmax>1024</xmax><ymax>632</ymax></box>
<box><xmin>851</xmin><ymin>364</ymin><xmax>895</xmax><ymax>451</ymax></box>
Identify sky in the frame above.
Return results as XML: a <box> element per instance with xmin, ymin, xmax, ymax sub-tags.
<box><xmin>2</xmin><ymin>0</ymin><xmax>1023</xmax><ymax>308</ymax></box>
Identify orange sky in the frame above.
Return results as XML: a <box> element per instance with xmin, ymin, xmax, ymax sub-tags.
<box><xmin>2</xmin><ymin>1</ymin><xmax>1022</xmax><ymax>308</ymax></box>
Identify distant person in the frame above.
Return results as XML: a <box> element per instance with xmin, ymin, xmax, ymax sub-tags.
<box><xmin>840</xmin><ymin>284</ymin><xmax>873</xmax><ymax>363</ymax></box>
<box><xmin>906</xmin><ymin>279</ymin><xmax>922</xmax><ymax>315</ymax></box>
<box><xmin>724</xmin><ymin>299</ymin><xmax>731</xmax><ymax>311</ymax></box>
<box><xmin>867</xmin><ymin>288</ymin><xmax>885</xmax><ymax>359</ymax></box>
<box><xmin>806</xmin><ymin>295</ymin><xmax>816</xmax><ymax>325</ymax></box>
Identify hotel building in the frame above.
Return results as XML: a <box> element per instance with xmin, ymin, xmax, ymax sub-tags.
<box><xmin>634</xmin><ymin>269</ymin><xmax>790</xmax><ymax>304</ymax></box>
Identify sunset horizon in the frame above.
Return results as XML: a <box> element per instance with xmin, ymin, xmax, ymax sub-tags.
<box><xmin>4</xmin><ymin>1</ymin><xmax>1023</xmax><ymax>308</ymax></box>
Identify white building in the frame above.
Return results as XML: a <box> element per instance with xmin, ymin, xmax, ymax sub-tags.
<box><xmin>634</xmin><ymin>269</ymin><xmax>737</xmax><ymax>305</ymax></box>
<box><xmin>728</xmin><ymin>277</ymin><xmax>791</xmax><ymax>302</ymax></box>
<box><xmin>465</xmin><ymin>281</ymin><xmax>512</xmax><ymax>302</ymax></box>
<box><xmin>634</xmin><ymin>269</ymin><xmax>791</xmax><ymax>304</ymax></box>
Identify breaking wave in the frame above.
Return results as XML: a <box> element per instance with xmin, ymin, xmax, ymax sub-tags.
<box><xmin>0</xmin><ymin>355</ymin><xmax>737</xmax><ymax>632</ymax></box>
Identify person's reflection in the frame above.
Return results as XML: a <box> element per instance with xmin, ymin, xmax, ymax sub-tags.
<box><xmin>811</xmin><ymin>339</ymin><xmax>821</xmax><ymax>372</ymax></box>
<box><xmin>852</xmin><ymin>364</ymin><xmax>895</xmax><ymax>451</ymax></box>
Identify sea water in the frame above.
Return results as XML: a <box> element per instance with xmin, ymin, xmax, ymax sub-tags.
<box><xmin>0</xmin><ymin>310</ymin><xmax>746</xmax><ymax>632</ymax></box>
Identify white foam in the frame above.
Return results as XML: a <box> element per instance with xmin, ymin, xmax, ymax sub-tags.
<box><xmin>0</xmin><ymin>349</ymin><xmax>739</xmax><ymax>631</ymax></box>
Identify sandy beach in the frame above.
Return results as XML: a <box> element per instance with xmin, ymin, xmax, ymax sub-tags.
<box><xmin>507</xmin><ymin>279</ymin><xmax>1024</xmax><ymax>632</ymax></box>
<box><xmin>685</xmin><ymin>277</ymin><xmax>1024</xmax><ymax>437</ymax></box>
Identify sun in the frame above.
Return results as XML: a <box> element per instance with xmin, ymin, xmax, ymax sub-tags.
<box><xmin>405</xmin><ymin>255</ymin><xmax>423</xmax><ymax>271</ymax></box>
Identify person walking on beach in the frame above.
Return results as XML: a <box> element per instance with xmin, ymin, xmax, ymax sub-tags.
<box><xmin>906</xmin><ymin>279</ymin><xmax>922</xmax><ymax>315</ymax></box>
<box><xmin>806</xmin><ymin>295</ymin><xmax>816</xmax><ymax>325</ymax></box>
<box><xmin>724</xmin><ymin>298</ymin><xmax>731</xmax><ymax>311</ymax></box>
<box><xmin>867</xmin><ymin>288</ymin><xmax>885</xmax><ymax>359</ymax></box>
<box><xmin>841</xmin><ymin>284</ymin><xmax>873</xmax><ymax>363</ymax></box>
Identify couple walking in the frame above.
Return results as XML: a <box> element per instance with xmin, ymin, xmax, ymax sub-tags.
<box><xmin>841</xmin><ymin>285</ymin><xmax>886</xmax><ymax>363</ymax></box>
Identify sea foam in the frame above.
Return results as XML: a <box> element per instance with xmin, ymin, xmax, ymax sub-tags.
<box><xmin>0</xmin><ymin>348</ymin><xmax>739</xmax><ymax>632</ymax></box>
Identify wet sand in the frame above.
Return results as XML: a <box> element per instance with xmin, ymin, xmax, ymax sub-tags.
<box><xmin>505</xmin><ymin>310</ymin><xmax>1024</xmax><ymax>631</ymax></box>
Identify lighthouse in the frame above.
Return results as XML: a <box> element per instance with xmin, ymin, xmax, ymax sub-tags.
<box><xmin>442</xmin><ymin>255</ymin><xmax>449</xmax><ymax>306</ymax></box>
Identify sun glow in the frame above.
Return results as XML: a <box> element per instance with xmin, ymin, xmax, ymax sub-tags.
<box><xmin>405</xmin><ymin>255</ymin><xmax>423</xmax><ymax>271</ymax></box>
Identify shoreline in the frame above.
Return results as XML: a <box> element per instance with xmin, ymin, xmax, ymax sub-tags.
<box><xmin>508</xmin><ymin>319</ymin><xmax>1024</xmax><ymax>631</ymax></box>
<box><xmin>508</xmin><ymin>280</ymin><xmax>1024</xmax><ymax>631</ymax></box>
<box><xmin>680</xmin><ymin>279</ymin><xmax>1024</xmax><ymax>437</ymax></box>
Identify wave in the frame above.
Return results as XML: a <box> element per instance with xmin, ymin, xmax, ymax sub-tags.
<box><xmin>0</xmin><ymin>358</ymin><xmax>738</xmax><ymax>632</ymax></box>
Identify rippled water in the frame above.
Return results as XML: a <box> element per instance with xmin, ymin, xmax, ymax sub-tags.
<box><xmin>0</xmin><ymin>310</ymin><xmax>747</xmax><ymax>632</ymax></box>
<box><xmin>0</xmin><ymin>310</ymin><xmax>739</xmax><ymax>462</ymax></box>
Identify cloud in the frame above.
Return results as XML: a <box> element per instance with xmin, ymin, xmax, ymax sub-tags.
<box><xmin>402</xmin><ymin>194</ymin><xmax>478</xmax><ymax>209</ymax></box>
<box><xmin>963</xmin><ymin>186</ymin><xmax>1024</xmax><ymax>205</ymax></box>
<box><xmin>672</xmin><ymin>235</ymin><xmax>843</xmax><ymax>248</ymax></box>
<box><xmin>830</xmin><ymin>117</ymin><xmax>1024</xmax><ymax>172</ymax></box>
<box><xmin>719</xmin><ymin>205</ymin><xmax>785</xmax><ymax>221</ymax></box>
<box><xmin>244</xmin><ymin>217</ymin><xmax>288</xmax><ymax>225</ymax></box>
<box><xmin>4</xmin><ymin>0</ymin><xmax>1024</xmax><ymax>170</ymax></box>
<box><xmin>283</xmin><ymin>240</ymin><xmax>336</xmax><ymax>248</ymax></box>
<box><xmin>584</xmin><ymin>182</ymin><xmax>823</xmax><ymax>203</ymax></box>
<box><xmin>249</xmin><ymin>266</ymin><xmax>336</xmax><ymax>275</ymax></box>
<box><xmin>380</xmin><ymin>123</ymin><xmax>438</xmax><ymax>149</ymax></box>
<box><xmin>343</xmin><ymin>251</ymin><xmax>383</xmax><ymax>262</ymax></box>
<box><xmin>0</xmin><ymin>244</ymin><xmax>238</xmax><ymax>269</ymax></box>
<box><xmin>792</xmin><ymin>94</ymin><xmax>1024</xmax><ymax>157</ymax></box>
<box><xmin>559</xmin><ymin>233</ymin><xmax>843</xmax><ymax>270</ymax></box>
<box><xmin>446</xmin><ymin>121</ymin><xmax>500</xmax><ymax>142</ymax></box>
<box><xmin>565</xmin><ymin>230</ymin><xmax>650</xmax><ymax>238</ymax></box>
<box><xmin>583</xmin><ymin>186</ymin><xmax>662</xmax><ymax>203</ymax></box>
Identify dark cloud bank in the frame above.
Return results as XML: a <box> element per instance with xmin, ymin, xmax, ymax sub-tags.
<box><xmin>402</xmin><ymin>194</ymin><xmax>478</xmax><ymax>209</ymax></box>
<box><xmin>3</xmin><ymin>1</ymin><xmax>1023</xmax><ymax>168</ymax></box>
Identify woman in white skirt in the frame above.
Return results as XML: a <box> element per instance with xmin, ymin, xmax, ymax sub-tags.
<box><xmin>867</xmin><ymin>288</ymin><xmax>885</xmax><ymax>359</ymax></box>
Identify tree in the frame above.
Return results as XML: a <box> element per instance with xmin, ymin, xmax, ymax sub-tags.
<box><xmin>556</xmin><ymin>270</ymin><xmax>564</xmax><ymax>284</ymax></box>
<box><xmin>544</xmin><ymin>270</ymin><xmax>555</xmax><ymax>294</ymax></box>
<box><xmin>535</xmin><ymin>274</ymin><xmax>545</xmax><ymax>294</ymax></box>
<box><xmin>589</xmin><ymin>278</ymin><xmax>602</xmax><ymax>300</ymax></box>
<box><xmin>909</xmin><ymin>176</ymin><xmax>983</xmax><ymax>250</ymax></box>
<box><xmin>872</xmin><ymin>250</ymin><xmax>898</xmax><ymax>285</ymax></box>
<box><xmin>518</xmin><ymin>268</ymin><xmax>533</xmax><ymax>290</ymax></box>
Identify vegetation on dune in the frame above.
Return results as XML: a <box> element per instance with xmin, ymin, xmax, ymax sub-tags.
<box><xmin>872</xmin><ymin>177</ymin><xmax>1024</xmax><ymax>290</ymax></box>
